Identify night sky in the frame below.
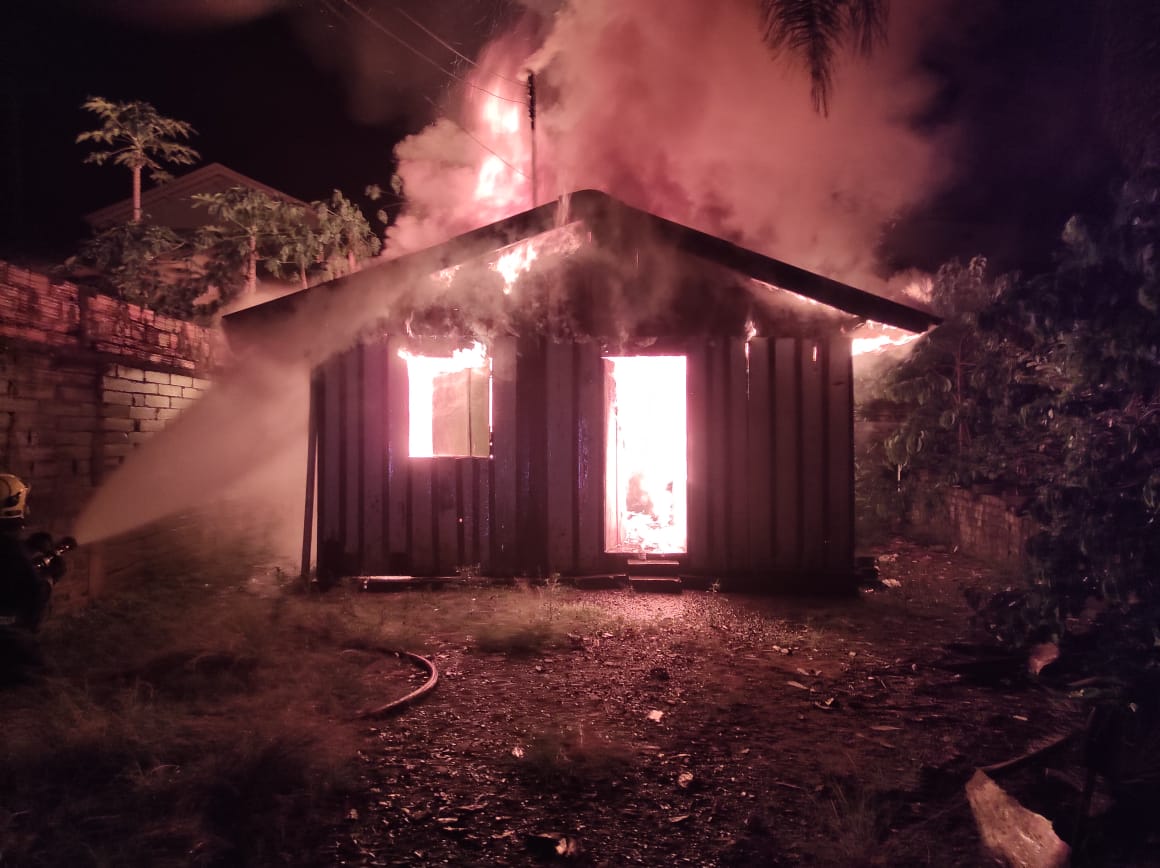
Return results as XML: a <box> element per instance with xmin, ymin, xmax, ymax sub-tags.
<box><xmin>0</xmin><ymin>0</ymin><xmax>1125</xmax><ymax>276</ymax></box>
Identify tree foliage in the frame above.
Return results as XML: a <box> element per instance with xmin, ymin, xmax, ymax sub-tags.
<box><xmin>866</xmin><ymin>166</ymin><xmax>1160</xmax><ymax>644</ymax></box>
<box><xmin>64</xmin><ymin>221</ymin><xmax>204</xmax><ymax>317</ymax></box>
<box><xmin>315</xmin><ymin>190</ymin><xmax>382</xmax><ymax>278</ymax></box>
<box><xmin>192</xmin><ymin>187</ymin><xmax>312</xmax><ymax>297</ymax></box>
<box><xmin>76</xmin><ymin>97</ymin><xmax>200</xmax><ymax>223</ymax></box>
<box><xmin>193</xmin><ymin>186</ymin><xmax>381</xmax><ymax>299</ymax></box>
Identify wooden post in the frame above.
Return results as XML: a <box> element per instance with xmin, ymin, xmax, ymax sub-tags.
<box><xmin>300</xmin><ymin>372</ymin><xmax>319</xmax><ymax>579</ymax></box>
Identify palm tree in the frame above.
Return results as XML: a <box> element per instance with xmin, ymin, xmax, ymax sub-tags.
<box><xmin>76</xmin><ymin>97</ymin><xmax>200</xmax><ymax>223</ymax></box>
<box><xmin>757</xmin><ymin>0</ymin><xmax>889</xmax><ymax>114</ymax></box>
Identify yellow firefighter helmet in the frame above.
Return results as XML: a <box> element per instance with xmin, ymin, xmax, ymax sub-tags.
<box><xmin>0</xmin><ymin>474</ymin><xmax>29</xmax><ymax>521</ymax></box>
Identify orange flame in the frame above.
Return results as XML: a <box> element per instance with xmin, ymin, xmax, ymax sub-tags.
<box><xmin>398</xmin><ymin>342</ymin><xmax>489</xmax><ymax>457</ymax></box>
<box><xmin>850</xmin><ymin>322</ymin><xmax>923</xmax><ymax>356</ymax></box>
<box><xmin>467</xmin><ymin>56</ymin><xmax>532</xmax><ymax>219</ymax></box>
<box><xmin>604</xmin><ymin>356</ymin><xmax>688</xmax><ymax>554</ymax></box>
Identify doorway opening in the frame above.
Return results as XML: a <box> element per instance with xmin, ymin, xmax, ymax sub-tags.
<box><xmin>603</xmin><ymin>355</ymin><xmax>687</xmax><ymax>555</ymax></box>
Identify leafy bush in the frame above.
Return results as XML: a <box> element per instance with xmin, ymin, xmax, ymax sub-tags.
<box><xmin>863</xmin><ymin>166</ymin><xmax>1160</xmax><ymax>644</ymax></box>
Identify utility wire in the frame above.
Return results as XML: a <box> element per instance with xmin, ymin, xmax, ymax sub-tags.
<box><xmin>331</xmin><ymin>0</ymin><xmax>527</xmax><ymax>106</ymax></box>
<box><xmin>388</xmin><ymin>6</ymin><xmax>525</xmax><ymax>87</ymax></box>
<box><xmin>421</xmin><ymin>96</ymin><xmax>529</xmax><ymax>180</ymax></box>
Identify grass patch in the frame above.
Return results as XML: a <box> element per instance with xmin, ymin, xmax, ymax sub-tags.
<box><xmin>510</xmin><ymin>725</ymin><xmax>637</xmax><ymax>793</ymax></box>
<box><xmin>807</xmin><ymin>772</ymin><xmax>904</xmax><ymax>867</ymax></box>
<box><xmin>1</xmin><ymin>544</ymin><xmax>381</xmax><ymax>867</ymax></box>
<box><xmin>1</xmin><ymin>545</ymin><xmax>625</xmax><ymax>866</ymax></box>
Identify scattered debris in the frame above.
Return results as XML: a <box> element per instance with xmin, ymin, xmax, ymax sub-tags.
<box><xmin>966</xmin><ymin>769</ymin><xmax>1070</xmax><ymax>868</ymax></box>
<box><xmin>525</xmin><ymin>832</ymin><xmax>581</xmax><ymax>859</ymax></box>
<box><xmin>1028</xmin><ymin>642</ymin><xmax>1060</xmax><ymax>676</ymax></box>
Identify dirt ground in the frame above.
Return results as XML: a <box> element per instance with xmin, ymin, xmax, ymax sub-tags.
<box><xmin>323</xmin><ymin>541</ymin><xmax>1085</xmax><ymax>867</ymax></box>
<box><xmin>5</xmin><ymin>538</ymin><xmax>1130</xmax><ymax>867</ymax></box>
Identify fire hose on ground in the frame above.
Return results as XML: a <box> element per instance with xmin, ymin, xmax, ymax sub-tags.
<box><xmin>342</xmin><ymin>648</ymin><xmax>440</xmax><ymax>718</ymax></box>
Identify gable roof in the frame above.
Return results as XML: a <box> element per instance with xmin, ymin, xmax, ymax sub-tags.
<box><xmin>84</xmin><ymin>162</ymin><xmax>307</xmax><ymax>230</ymax></box>
<box><xmin>223</xmin><ymin>189</ymin><xmax>940</xmax><ymax>346</ymax></box>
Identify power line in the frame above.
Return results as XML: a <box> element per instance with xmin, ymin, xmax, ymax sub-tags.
<box><xmin>329</xmin><ymin>0</ymin><xmax>527</xmax><ymax>106</ymax></box>
<box><xmin>388</xmin><ymin>6</ymin><xmax>525</xmax><ymax>88</ymax></box>
<box><xmin>421</xmin><ymin>96</ymin><xmax>529</xmax><ymax>181</ymax></box>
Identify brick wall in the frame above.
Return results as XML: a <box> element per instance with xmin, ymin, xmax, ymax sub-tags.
<box><xmin>911</xmin><ymin>484</ymin><xmax>1036</xmax><ymax>570</ymax></box>
<box><xmin>0</xmin><ymin>260</ymin><xmax>230</xmax><ymax>607</ymax></box>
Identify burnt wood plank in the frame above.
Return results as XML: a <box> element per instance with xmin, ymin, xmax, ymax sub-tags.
<box><xmin>685</xmin><ymin>341</ymin><xmax>710</xmax><ymax>571</ymax></box>
<box><xmin>800</xmin><ymin>339</ymin><xmax>825</xmax><ymax>570</ymax></box>
<box><xmin>746</xmin><ymin>338</ymin><xmax>774</xmax><ymax>571</ymax></box>
<box><xmin>726</xmin><ymin>339</ymin><xmax>749</xmax><ymax>570</ymax></box>
<box><xmin>361</xmin><ymin>340</ymin><xmax>386</xmax><ymax>572</ymax></box>
<box><xmin>410</xmin><ymin>458</ymin><xmax>435</xmax><ymax>575</ymax></box>
<box><xmin>477</xmin><ymin>457</ymin><xmax>491</xmax><ymax>570</ymax></box>
<box><xmin>385</xmin><ymin>338</ymin><xmax>409</xmax><ymax>565</ymax></box>
<box><xmin>601</xmin><ymin>357</ymin><xmax>619</xmax><ymax>556</ymax></box>
<box><xmin>706</xmin><ymin>341</ymin><xmax>729</xmax><ymax>570</ymax></box>
<box><xmin>434</xmin><ymin>458</ymin><xmax>459</xmax><ymax>574</ymax></box>
<box><xmin>490</xmin><ymin>337</ymin><xmax>517</xmax><ymax>572</ymax></box>
<box><xmin>826</xmin><ymin>337</ymin><xmax>854</xmax><ymax>573</ymax></box>
<box><xmin>545</xmin><ymin>341</ymin><xmax>576</xmax><ymax>573</ymax></box>
<box><xmin>516</xmin><ymin>339</ymin><xmax>548</xmax><ymax>573</ymax></box>
<box><xmin>575</xmin><ymin>343</ymin><xmax>605</xmax><ymax>573</ymax></box>
<box><xmin>772</xmin><ymin>338</ymin><xmax>800</xmax><ymax>570</ymax></box>
<box><xmin>460</xmin><ymin>458</ymin><xmax>476</xmax><ymax>567</ymax></box>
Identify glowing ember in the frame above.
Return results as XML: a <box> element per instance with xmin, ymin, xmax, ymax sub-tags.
<box><xmin>604</xmin><ymin>356</ymin><xmax>687</xmax><ymax>554</ymax></box>
<box><xmin>398</xmin><ymin>342</ymin><xmax>489</xmax><ymax>457</ymax></box>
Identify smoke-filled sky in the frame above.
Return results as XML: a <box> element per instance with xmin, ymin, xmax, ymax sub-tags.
<box><xmin>1</xmin><ymin>0</ymin><xmax>1122</xmax><ymax>279</ymax></box>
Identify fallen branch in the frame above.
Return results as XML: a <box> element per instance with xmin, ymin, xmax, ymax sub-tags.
<box><xmin>980</xmin><ymin>732</ymin><xmax>1076</xmax><ymax>777</ymax></box>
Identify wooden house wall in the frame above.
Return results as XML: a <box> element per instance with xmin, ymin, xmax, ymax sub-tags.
<box><xmin>686</xmin><ymin>335</ymin><xmax>854</xmax><ymax>589</ymax></box>
<box><xmin>314</xmin><ymin>332</ymin><xmax>854</xmax><ymax>589</ymax></box>
<box><xmin>315</xmin><ymin>336</ymin><xmax>494</xmax><ymax>579</ymax></box>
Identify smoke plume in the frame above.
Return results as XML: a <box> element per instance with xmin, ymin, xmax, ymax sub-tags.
<box><xmin>390</xmin><ymin>0</ymin><xmax>956</xmax><ymax>291</ymax></box>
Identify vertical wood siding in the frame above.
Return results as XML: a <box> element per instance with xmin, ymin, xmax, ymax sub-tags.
<box><xmin>685</xmin><ymin>336</ymin><xmax>854</xmax><ymax>590</ymax></box>
<box><xmin>316</xmin><ymin>337</ymin><xmax>495</xmax><ymax>578</ymax></box>
<box><xmin>315</xmin><ymin>333</ymin><xmax>854</xmax><ymax>588</ymax></box>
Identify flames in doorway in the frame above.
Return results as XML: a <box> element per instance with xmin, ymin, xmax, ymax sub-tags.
<box><xmin>604</xmin><ymin>355</ymin><xmax>688</xmax><ymax>555</ymax></box>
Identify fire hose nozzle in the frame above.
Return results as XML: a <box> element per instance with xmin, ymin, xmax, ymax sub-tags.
<box><xmin>32</xmin><ymin>536</ymin><xmax>77</xmax><ymax>583</ymax></box>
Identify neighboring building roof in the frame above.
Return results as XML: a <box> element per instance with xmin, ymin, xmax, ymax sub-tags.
<box><xmin>84</xmin><ymin>162</ymin><xmax>307</xmax><ymax>230</ymax></box>
<box><xmin>223</xmin><ymin>189</ymin><xmax>940</xmax><ymax>350</ymax></box>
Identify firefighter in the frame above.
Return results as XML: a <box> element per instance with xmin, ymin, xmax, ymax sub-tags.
<box><xmin>0</xmin><ymin>474</ymin><xmax>55</xmax><ymax>633</ymax></box>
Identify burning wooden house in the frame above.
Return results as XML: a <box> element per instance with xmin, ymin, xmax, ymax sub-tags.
<box><xmin>224</xmin><ymin>190</ymin><xmax>938</xmax><ymax>592</ymax></box>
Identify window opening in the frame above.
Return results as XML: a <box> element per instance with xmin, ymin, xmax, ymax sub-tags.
<box><xmin>398</xmin><ymin>342</ymin><xmax>490</xmax><ymax>457</ymax></box>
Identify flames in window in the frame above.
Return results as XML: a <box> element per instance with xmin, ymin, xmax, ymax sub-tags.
<box><xmin>398</xmin><ymin>342</ymin><xmax>490</xmax><ymax>458</ymax></box>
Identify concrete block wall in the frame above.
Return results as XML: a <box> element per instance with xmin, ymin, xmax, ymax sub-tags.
<box><xmin>911</xmin><ymin>484</ymin><xmax>1035</xmax><ymax>570</ymax></box>
<box><xmin>0</xmin><ymin>261</ymin><xmax>228</xmax><ymax>608</ymax></box>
